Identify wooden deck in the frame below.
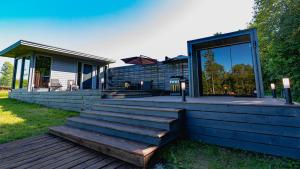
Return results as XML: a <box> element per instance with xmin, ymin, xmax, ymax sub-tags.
<box><xmin>0</xmin><ymin>135</ymin><xmax>140</xmax><ymax>169</ymax></box>
<box><xmin>124</xmin><ymin>96</ymin><xmax>299</xmax><ymax>106</ymax></box>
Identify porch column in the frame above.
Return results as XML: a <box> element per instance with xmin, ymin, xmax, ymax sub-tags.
<box><xmin>19</xmin><ymin>57</ymin><xmax>25</xmax><ymax>89</ymax></box>
<box><xmin>11</xmin><ymin>58</ymin><xmax>18</xmax><ymax>89</ymax></box>
<box><xmin>187</xmin><ymin>42</ymin><xmax>200</xmax><ymax>97</ymax></box>
<box><xmin>250</xmin><ymin>29</ymin><xmax>264</xmax><ymax>98</ymax></box>
<box><xmin>103</xmin><ymin>65</ymin><xmax>108</xmax><ymax>90</ymax></box>
<box><xmin>28</xmin><ymin>54</ymin><xmax>36</xmax><ymax>91</ymax></box>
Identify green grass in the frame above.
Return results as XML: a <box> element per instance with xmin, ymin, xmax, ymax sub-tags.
<box><xmin>157</xmin><ymin>139</ymin><xmax>300</xmax><ymax>169</ymax></box>
<box><xmin>0</xmin><ymin>91</ymin><xmax>78</xmax><ymax>143</ymax></box>
<box><xmin>0</xmin><ymin>90</ymin><xmax>9</xmax><ymax>98</ymax></box>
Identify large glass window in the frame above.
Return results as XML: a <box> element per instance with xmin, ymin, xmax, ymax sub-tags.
<box><xmin>34</xmin><ymin>56</ymin><xmax>51</xmax><ymax>88</ymax></box>
<box><xmin>200</xmin><ymin>43</ymin><xmax>255</xmax><ymax>96</ymax></box>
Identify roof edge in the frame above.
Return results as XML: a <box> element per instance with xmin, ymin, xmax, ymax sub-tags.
<box><xmin>0</xmin><ymin>40</ymin><xmax>115</xmax><ymax>63</ymax></box>
<box><xmin>0</xmin><ymin>40</ymin><xmax>22</xmax><ymax>57</ymax></box>
<box><xmin>187</xmin><ymin>28</ymin><xmax>256</xmax><ymax>44</ymax></box>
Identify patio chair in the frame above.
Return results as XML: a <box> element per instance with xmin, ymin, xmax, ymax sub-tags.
<box><xmin>124</xmin><ymin>81</ymin><xmax>131</xmax><ymax>89</ymax></box>
<box><xmin>48</xmin><ymin>79</ymin><xmax>63</xmax><ymax>91</ymax></box>
<box><xmin>67</xmin><ymin>80</ymin><xmax>79</xmax><ymax>91</ymax></box>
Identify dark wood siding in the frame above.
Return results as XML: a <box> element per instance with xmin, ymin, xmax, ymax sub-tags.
<box><xmin>94</xmin><ymin>99</ymin><xmax>300</xmax><ymax>160</ymax></box>
<box><xmin>108</xmin><ymin>62</ymin><xmax>188</xmax><ymax>91</ymax></box>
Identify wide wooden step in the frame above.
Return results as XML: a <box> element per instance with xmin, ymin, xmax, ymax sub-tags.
<box><xmin>49</xmin><ymin>126</ymin><xmax>157</xmax><ymax>167</ymax></box>
<box><xmin>91</xmin><ymin>104</ymin><xmax>182</xmax><ymax>118</ymax></box>
<box><xmin>67</xmin><ymin>117</ymin><xmax>169</xmax><ymax>145</ymax></box>
<box><xmin>81</xmin><ymin>110</ymin><xmax>178</xmax><ymax>130</ymax></box>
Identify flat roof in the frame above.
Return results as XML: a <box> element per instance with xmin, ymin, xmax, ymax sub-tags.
<box><xmin>187</xmin><ymin>28</ymin><xmax>255</xmax><ymax>45</ymax></box>
<box><xmin>0</xmin><ymin>40</ymin><xmax>115</xmax><ymax>64</ymax></box>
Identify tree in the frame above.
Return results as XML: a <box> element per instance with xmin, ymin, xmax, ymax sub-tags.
<box><xmin>202</xmin><ymin>49</ymin><xmax>225</xmax><ymax>94</ymax></box>
<box><xmin>250</xmin><ymin>0</ymin><xmax>300</xmax><ymax>101</ymax></box>
<box><xmin>231</xmin><ymin>64</ymin><xmax>255</xmax><ymax>96</ymax></box>
<box><xmin>0</xmin><ymin>62</ymin><xmax>14</xmax><ymax>87</ymax></box>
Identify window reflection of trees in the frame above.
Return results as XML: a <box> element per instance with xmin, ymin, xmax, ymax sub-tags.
<box><xmin>201</xmin><ymin>44</ymin><xmax>255</xmax><ymax>96</ymax></box>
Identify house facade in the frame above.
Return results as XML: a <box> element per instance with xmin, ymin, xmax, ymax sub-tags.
<box><xmin>107</xmin><ymin>29</ymin><xmax>263</xmax><ymax>98</ymax></box>
<box><xmin>0</xmin><ymin>40</ymin><xmax>114</xmax><ymax>91</ymax></box>
<box><xmin>1</xmin><ymin>28</ymin><xmax>264</xmax><ymax>97</ymax></box>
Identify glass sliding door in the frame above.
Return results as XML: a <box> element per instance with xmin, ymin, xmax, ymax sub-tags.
<box><xmin>230</xmin><ymin>43</ymin><xmax>255</xmax><ymax>96</ymax></box>
<box><xmin>34</xmin><ymin>56</ymin><xmax>51</xmax><ymax>88</ymax></box>
<box><xmin>200</xmin><ymin>43</ymin><xmax>256</xmax><ymax>96</ymax></box>
<box><xmin>200</xmin><ymin>46</ymin><xmax>231</xmax><ymax>95</ymax></box>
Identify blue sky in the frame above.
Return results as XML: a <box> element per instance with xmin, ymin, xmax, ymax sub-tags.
<box><xmin>0</xmin><ymin>0</ymin><xmax>254</xmax><ymax>70</ymax></box>
<box><xmin>0</xmin><ymin>0</ymin><xmax>151</xmax><ymax>20</ymax></box>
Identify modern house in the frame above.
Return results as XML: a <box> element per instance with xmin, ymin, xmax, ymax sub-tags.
<box><xmin>3</xmin><ymin>28</ymin><xmax>300</xmax><ymax>167</ymax></box>
<box><xmin>0</xmin><ymin>29</ymin><xmax>263</xmax><ymax>98</ymax></box>
<box><xmin>108</xmin><ymin>29</ymin><xmax>263</xmax><ymax>98</ymax></box>
<box><xmin>0</xmin><ymin>40</ymin><xmax>114</xmax><ymax>91</ymax></box>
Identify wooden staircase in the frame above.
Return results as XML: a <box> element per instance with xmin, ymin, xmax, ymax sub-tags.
<box><xmin>49</xmin><ymin>101</ymin><xmax>184</xmax><ymax>168</ymax></box>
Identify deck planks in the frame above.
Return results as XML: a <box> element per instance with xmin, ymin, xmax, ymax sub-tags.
<box><xmin>0</xmin><ymin>134</ymin><xmax>141</xmax><ymax>169</ymax></box>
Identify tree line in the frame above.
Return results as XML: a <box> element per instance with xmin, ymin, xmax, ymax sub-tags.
<box><xmin>250</xmin><ymin>0</ymin><xmax>300</xmax><ymax>101</ymax></box>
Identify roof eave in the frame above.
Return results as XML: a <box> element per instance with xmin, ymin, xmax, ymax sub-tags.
<box><xmin>0</xmin><ymin>40</ymin><xmax>22</xmax><ymax>58</ymax></box>
<box><xmin>187</xmin><ymin>28</ymin><xmax>255</xmax><ymax>45</ymax></box>
<box><xmin>0</xmin><ymin>40</ymin><xmax>115</xmax><ymax>64</ymax></box>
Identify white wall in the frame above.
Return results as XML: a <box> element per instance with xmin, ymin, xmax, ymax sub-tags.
<box><xmin>51</xmin><ymin>55</ymin><xmax>77</xmax><ymax>90</ymax></box>
<box><xmin>49</xmin><ymin>55</ymin><xmax>102</xmax><ymax>90</ymax></box>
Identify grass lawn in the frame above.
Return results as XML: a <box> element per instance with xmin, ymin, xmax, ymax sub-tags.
<box><xmin>157</xmin><ymin>139</ymin><xmax>300</xmax><ymax>169</ymax></box>
<box><xmin>0</xmin><ymin>90</ymin><xmax>8</xmax><ymax>98</ymax></box>
<box><xmin>0</xmin><ymin>91</ymin><xmax>78</xmax><ymax>143</ymax></box>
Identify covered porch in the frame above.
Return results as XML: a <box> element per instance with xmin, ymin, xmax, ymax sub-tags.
<box><xmin>0</xmin><ymin>40</ymin><xmax>114</xmax><ymax>92</ymax></box>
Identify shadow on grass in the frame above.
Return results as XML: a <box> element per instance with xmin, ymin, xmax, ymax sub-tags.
<box><xmin>0</xmin><ymin>97</ymin><xmax>78</xmax><ymax>144</ymax></box>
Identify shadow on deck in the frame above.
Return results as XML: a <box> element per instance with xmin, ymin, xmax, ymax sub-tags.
<box><xmin>0</xmin><ymin>134</ymin><xmax>140</xmax><ymax>169</ymax></box>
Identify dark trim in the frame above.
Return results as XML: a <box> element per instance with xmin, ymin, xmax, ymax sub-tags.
<box><xmin>96</xmin><ymin>65</ymin><xmax>100</xmax><ymax>89</ymax></box>
<box><xmin>104</xmin><ymin>66</ymin><xmax>107</xmax><ymax>90</ymax></box>
<box><xmin>197</xmin><ymin>50</ymin><xmax>203</xmax><ymax>96</ymax></box>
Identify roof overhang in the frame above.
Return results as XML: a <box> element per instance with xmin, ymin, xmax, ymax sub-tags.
<box><xmin>0</xmin><ymin>40</ymin><xmax>115</xmax><ymax>64</ymax></box>
<box><xmin>187</xmin><ymin>28</ymin><xmax>255</xmax><ymax>51</ymax></box>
